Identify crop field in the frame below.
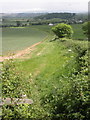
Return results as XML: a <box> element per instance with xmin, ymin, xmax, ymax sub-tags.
<box><xmin>2</xmin><ymin>24</ymin><xmax>86</xmax><ymax>55</ymax></box>
<box><xmin>31</xmin><ymin>24</ymin><xmax>87</xmax><ymax>40</ymax></box>
<box><xmin>2</xmin><ymin>27</ymin><xmax>49</xmax><ymax>55</ymax></box>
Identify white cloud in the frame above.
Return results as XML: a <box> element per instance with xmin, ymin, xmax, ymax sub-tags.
<box><xmin>12</xmin><ymin>8</ymin><xmax>46</xmax><ymax>13</ymax></box>
<box><xmin>0</xmin><ymin>0</ymin><xmax>89</xmax><ymax>2</ymax></box>
<box><xmin>0</xmin><ymin>0</ymin><xmax>89</xmax><ymax>13</ymax></box>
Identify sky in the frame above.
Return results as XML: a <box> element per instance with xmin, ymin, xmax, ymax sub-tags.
<box><xmin>0</xmin><ymin>0</ymin><xmax>89</xmax><ymax>13</ymax></box>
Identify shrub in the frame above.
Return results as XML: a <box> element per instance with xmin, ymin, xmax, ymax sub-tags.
<box><xmin>52</xmin><ymin>23</ymin><xmax>73</xmax><ymax>39</ymax></box>
<box><xmin>2</xmin><ymin>60</ymin><xmax>49</xmax><ymax>120</ymax></box>
<box><xmin>82</xmin><ymin>21</ymin><xmax>90</xmax><ymax>37</ymax></box>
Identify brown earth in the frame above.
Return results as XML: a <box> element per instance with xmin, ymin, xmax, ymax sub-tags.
<box><xmin>0</xmin><ymin>41</ymin><xmax>42</xmax><ymax>62</ymax></box>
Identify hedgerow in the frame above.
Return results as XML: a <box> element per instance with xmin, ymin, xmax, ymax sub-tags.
<box><xmin>1</xmin><ymin>40</ymin><xmax>89</xmax><ymax>120</ymax></box>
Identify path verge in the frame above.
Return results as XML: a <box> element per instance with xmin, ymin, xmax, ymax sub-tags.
<box><xmin>0</xmin><ymin>41</ymin><xmax>42</xmax><ymax>62</ymax></box>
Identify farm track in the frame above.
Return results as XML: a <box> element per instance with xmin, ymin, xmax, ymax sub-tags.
<box><xmin>0</xmin><ymin>41</ymin><xmax>42</xmax><ymax>62</ymax></box>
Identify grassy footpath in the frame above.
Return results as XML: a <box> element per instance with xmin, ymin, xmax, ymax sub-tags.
<box><xmin>2</xmin><ymin>38</ymin><xmax>89</xmax><ymax>120</ymax></box>
<box><xmin>17</xmin><ymin>40</ymin><xmax>78</xmax><ymax>76</ymax></box>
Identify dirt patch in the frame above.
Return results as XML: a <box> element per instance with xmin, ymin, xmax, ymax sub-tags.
<box><xmin>0</xmin><ymin>41</ymin><xmax>42</xmax><ymax>62</ymax></box>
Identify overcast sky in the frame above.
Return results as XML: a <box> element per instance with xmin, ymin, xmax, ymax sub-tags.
<box><xmin>0</xmin><ymin>0</ymin><xmax>89</xmax><ymax>13</ymax></box>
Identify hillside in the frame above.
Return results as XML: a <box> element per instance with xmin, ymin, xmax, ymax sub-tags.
<box><xmin>34</xmin><ymin>12</ymin><xmax>88</xmax><ymax>21</ymax></box>
<box><xmin>1</xmin><ymin>13</ymin><xmax>47</xmax><ymax>19</ymax></box>
<box><xmin>35</xmin><ymin>13</ymin><xmax>76</xmax><ymax>19</ymax></box>
<box><xmin>2</xmin><ymin>37</ymin><xmax>89</xmax><ymax>120</ymax></box>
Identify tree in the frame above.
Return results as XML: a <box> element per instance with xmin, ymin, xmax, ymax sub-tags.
<box><xmin>52</xmin><ymin>23</ymin><xmax>73</xmax><ymax>39</ymax></box>
<box><xmin>16</xmin><ymin>21</ymin><xmax>21</xmax><ymax>27</ymax></box>
<box><xmin>82</xmin><ymin>21</ymin><xmax>90</xmax><ymax>37</ymax></box>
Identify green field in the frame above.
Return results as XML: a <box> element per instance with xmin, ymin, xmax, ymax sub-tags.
<box><xmin>2</xmin><ymin>24</ymin><xmax>87</xmax><ymax>55</ymax></box>
<box><xmin>2</xmin><ymin>27</ymin><xmax>49</xmax><ymax>55</ymax></box>
<box><xmin>71</xmin><ymin>24</ymin><xmax>87</xmax><ymax>40</ymax></box>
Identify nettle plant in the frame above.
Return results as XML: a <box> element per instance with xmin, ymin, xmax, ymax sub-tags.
<box><xmin>2</xmin><ymin>60</ymin><xmax>30</xmax><ymax>99</ymax></box>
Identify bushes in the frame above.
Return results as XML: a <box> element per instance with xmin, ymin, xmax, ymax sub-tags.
<box><xmin>36</xmin><ymin>40</ymin><xmax>89</xmax><ymax>120</ymax></box>
<box><xmin>2</xmin><ymin>60</ymin><xmax>49</xmax><ymax>120</ymax></box>
<box><xmin>2</xmin><ymin>60</ymin><xmax>31</xmax><ymax>99</ymax></box>
<box><xmin>2</xmin><ymin>104</ymin><xmax>49</xmax><ymax>120</ymax></box>
<box><xmin>52</xmin><ymin>23</ymin><xmax>73</xmax><ymax>39</ymax></box>
<box><xmin>82</xmin><ymin>21</ymin><xmax>90</xmax><ymax>37</ymax></box>
<box><xmin>2</xmin><ymin>60</ymin><xmax>31</xmax><ymax>119</ymax></box>
<box><xmin>46</xmin><ymin>44</ymin><xmax>89</xmax><ymax>119</ymax></box>
<box><xmin>1</xmin><ymin>40</ymin><xmax>89</xmax><ymax>120</ymax></box>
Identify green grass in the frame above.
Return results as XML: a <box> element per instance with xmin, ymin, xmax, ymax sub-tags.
<box><xmin>16</xmin><ymin>38</ymin><xmax>88</xmax><ymax>79</ymax></box>
<box><xmin>17</xmin><ymin>41</ymin><xmax>74</xmax><ymax>75</ymax></box>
